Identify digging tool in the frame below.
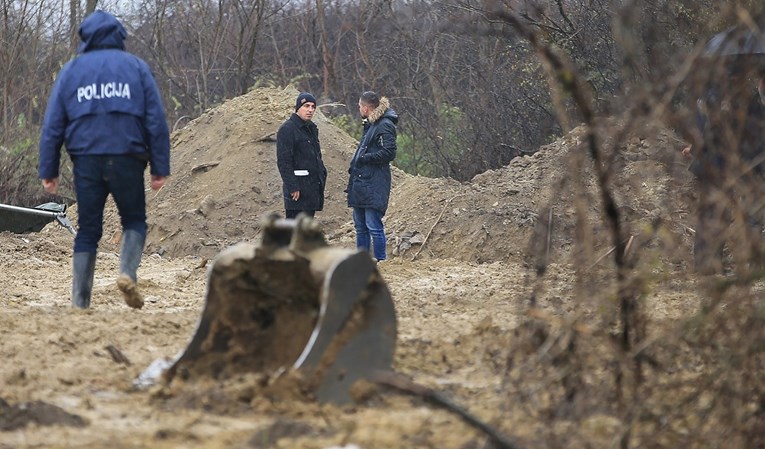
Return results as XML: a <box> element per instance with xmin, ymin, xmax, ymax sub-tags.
<box><xmin>0</xmin><ymin>203</ymin><xmax>76</xmax><ymax>236</ymax></box>
<box><xmin>151</xmin><ymin>213</ymin><xmax>397</xmax><ymax>404</ymax></box>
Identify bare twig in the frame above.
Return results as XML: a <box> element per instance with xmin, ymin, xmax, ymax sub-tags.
<box><xmin>545</xmin><ymin>207</ymin><xmax>553</xmax><ymax>263</ymax></box>
<box><xmin>317</xmin><ymin>102</ymin><xmax>346</xmax><ymax>109</ymax></box>
<box><xmin>104</xmin><ymin>345</ymin><xmax>131</xmax><ymax>366</ymax></box>
<box><xmin>191</xmin><ymin>161</ymin><xmax>221</xmax><ymax>174</ymax></box>
<box><xmin>152</xmin><ymin>183</ymin><xmax>166</xmax><ymax>201</ymax></box>
<box><xmin>411</xmin><ymin>194</ymin><xmax>465</xmax><ymax>261</ymax></box>
<box><xmin>172</xmin><ymin>115</ymin><xmax>191</xmax><ymax>131</ymax></box>
<box><xmin>623</xmin><ymin>234</ymin><xmax>635</xmax><ymax>256</ymax></box>
<box><xmin>371</xmin><ymin>371</ymin><xmax>523</xmax><ymax>449</ymax></box>
<box><xmin>587</xmin><ymin>235</ymin><xmax>635</xmax><ymax>272</ymax></box>
<box><xmin>255</xmin><ymin>132</ymin><xmax>277</xmax><ymax>142</ymax></box>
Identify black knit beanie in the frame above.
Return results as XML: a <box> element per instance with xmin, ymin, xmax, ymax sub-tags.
<box><xmin>295</xmin><ymin>92</ymin><xmax>317</xmax><ymax>111</ymax></box>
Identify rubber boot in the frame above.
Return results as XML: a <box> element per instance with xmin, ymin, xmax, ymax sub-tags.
<box><xmin>117</xmin><ymin>229</ymin><xmax>145</xmax><ymax>309</ymax></box>
<box><xmin>72</xmin><ymin>252</ymin><xmax>97</xmax><ymax>309</ymax></box>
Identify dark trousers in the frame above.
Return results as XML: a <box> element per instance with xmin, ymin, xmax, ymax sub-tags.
<box><xmin>693</xmin><ymin>187</ymin><xmax>727</xmax><ymax>275</ymax></box>
<box><xmin>285</xmin><ymin>209</ymin><xmax>315</xmax><ymax>219</ymax></box>
<box><xmin>694</xmin><ymin>180</ymin><xmax>763</xmax><ymax>274</ymax></box>
<box><xmin>72</xmin><ymin>155</ymin><xmax>147</xmax><ymax>253</ymax></box>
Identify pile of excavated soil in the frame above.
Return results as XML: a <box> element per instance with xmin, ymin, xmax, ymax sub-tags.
<box><xmin>144</xmin><ymin>86</ymin><xmax>361</xmax><ymax>258</ymax></box>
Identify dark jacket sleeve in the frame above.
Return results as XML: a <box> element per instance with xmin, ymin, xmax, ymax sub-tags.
<box><xmin>360</xmin><ymin>118</ymin><xmax>396</xmax><ymax>165</ymax></box>
<box><xmin>276</xmin><ymin>122</ymin><xmax>299</xmax><ymax>193</ymax></box>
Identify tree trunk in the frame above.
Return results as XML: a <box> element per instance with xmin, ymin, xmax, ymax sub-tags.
<box><xmin>69</xmin><ymin>0</ymin><xmax>78</xmax><ymax>51</ymax></box>
<box><xmin>315</xmin><ymin>0</ymin><xmax>335</xmax><ymax>99</ymax></box>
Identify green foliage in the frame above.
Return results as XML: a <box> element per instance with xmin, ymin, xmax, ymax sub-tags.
<box><xmin>170</xmin><ymin>96</ymin><xmax>182</xmax><ymax>112</ymax></box>
<box><xmin>286</xmin><ymin>73</ymin><xmax>320</xmax><ymax>89</ymax></box>
<box><xmin>0</xmin><ymin>135</ymin><xmax>43</xmax><ymax>206</ymax></box>
<box><xmin>7</xmin><ymin>130</ymin><xmax>34</xmax><ymax>156</ymax></box>
<box><xmin>0</xmin><ymin>115</ymin><xmax>73</xmax><ymax>206</ymax></box>
<box><xmin>397</xmin><ymin>103</ymin><xmax>472</xmax><ymax>178</ymax></box>
<box><xmin>393</xmin><ymin>131</ymin><xmax>420</xmax><ymax>174</ymax></box>
<box><xmin>331</xmin><ymin>113</ymin><xmax>429</xmax><ymax>176</ymax></box>
<box><xmin>434</xmin><ymin>103</ymin><xmax>469</xmax><ymax>156</ymax></box>
<box><xmin>332</xmin><ymin>104</ymin><xmax>473</xmax><ymax>178</ymax></box>
<box><xmin>330</xmin><ymin>113</ymin><xmax>363</xmax><ymax>141</ymax></box>
<box><xmin>250</xmin><ymin>76</ymin><xmax>279</xmax><ymax>90</ymax></box>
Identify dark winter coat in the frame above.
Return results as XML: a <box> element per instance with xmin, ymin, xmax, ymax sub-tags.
<box><xmin>692</xmin><ymin>85</ymin><xmax>765</xmax><ymax>182</ymax></box>
<box><xmin>346</xmin><ymin>97</ymin><xmax>398</xmax><ymax>214</ymax></box>
<box><xmin>38</xmin><ymin>10</ymin><xmax>170</xmax><ymax>180</ymax></box>
<box><xmin>276</xmin><ymin>113</ymin><xmax>328</xmax><ymax>212</ymax></box>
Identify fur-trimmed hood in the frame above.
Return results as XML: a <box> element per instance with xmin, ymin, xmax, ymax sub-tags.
<box><xmin>366</xmin><ymin>97</ymin><xmax>399</xmax><ymax>124</ymax></box>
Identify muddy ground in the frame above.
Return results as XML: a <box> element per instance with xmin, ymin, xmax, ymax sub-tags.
<box><xmin>0</xmin><ymin>87</ymin><xmax>739</xmax><ymax>449</ymax></box>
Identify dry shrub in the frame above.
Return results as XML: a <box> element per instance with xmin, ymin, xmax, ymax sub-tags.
<box><xmin>492</xmin><ymin>4</ymin><xmax>765</xmax><ymax>448</ymax></box>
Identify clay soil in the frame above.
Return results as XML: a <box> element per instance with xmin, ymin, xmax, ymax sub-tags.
<box><xmin>0</xmin><ymin>87</ymin><xmax>723</xmax><ymax>449</ymax></box>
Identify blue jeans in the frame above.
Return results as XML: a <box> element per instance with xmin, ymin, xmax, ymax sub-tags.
<box><xmin>353</xmin><ymin>207</ymin><xmax>387</xmax><ymax>261</ymax></box>
<box><xmin>72</xmin><ymin>155</ymin><xmax>147</xmax><ymax>253</ymax></box>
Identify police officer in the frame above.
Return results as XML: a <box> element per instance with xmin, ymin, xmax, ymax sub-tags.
<box><xmin>38</xmin><ymin>10</ymin><xmax>171</xmax><ymax>309</ymax></box>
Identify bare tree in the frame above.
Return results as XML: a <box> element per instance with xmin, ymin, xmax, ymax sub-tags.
<box><xmin>314</xmin><ymin>0</ymin><xmax>336</xmax><ymax>98</ymax></box>
<box><xmin>231</xmin><ymin>0</ymin><xmax>269</xmax><ymax>95</ymax></box>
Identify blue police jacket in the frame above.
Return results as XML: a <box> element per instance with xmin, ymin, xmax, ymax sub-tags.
<box><xmin>38</xmin><ymin>10</ymin><xmax>170</xmax><ymax>180</ymax></box>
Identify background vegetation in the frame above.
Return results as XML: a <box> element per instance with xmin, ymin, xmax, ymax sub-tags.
<box><xmin>2</xmin><ymin>0</ymin><xmax>753</xmax><ymax>205</ymax></box>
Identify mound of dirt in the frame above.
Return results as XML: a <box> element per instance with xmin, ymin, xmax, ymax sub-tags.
<box><xmin>383</xmin><ymin>120</ymin><xmax>696</xmax><ymax>266</ymax></box>
<box><xmin>140</xmin><ymin>86</ymin><xmax>361</xmax><ymax>258</ymax></box>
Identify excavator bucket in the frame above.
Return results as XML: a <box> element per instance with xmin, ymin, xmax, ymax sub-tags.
<box><xmin>0</xmin><ymin>202</ymin><xmax>76</xmax><ymax>235</ymax></box>
<box><xmin>162</xmin><ymin>214</ymin><xmax>397</xmax><ymax>404</ymax></box>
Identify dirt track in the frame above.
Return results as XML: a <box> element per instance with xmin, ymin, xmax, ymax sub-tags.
<box><xmin>0</xmin><ymin>225</ymin><xmax>544</xmax><ymax>448</ymax></box>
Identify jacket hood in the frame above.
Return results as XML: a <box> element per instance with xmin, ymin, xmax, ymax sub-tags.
<box><xmin>367</xmin><ymin>97</ymin><xmax>399</xmax><ymax>124</ymax></box>
<box><xmin>78</xmin><ymin>10</ymin><xmax>127</xmax><ymax>54</ymax></box>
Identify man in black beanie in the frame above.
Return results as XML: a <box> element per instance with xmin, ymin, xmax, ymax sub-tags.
<box><xmin>276</xmin><ymin>92</ymin><xmax>327</xmax><ymax>219</ymax></box>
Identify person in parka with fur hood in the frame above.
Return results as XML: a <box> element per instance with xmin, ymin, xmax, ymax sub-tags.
<box><xmin>346</xmin><ymin>91</ymin><xmax>398</xmax><ymax>262</ymax></box>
